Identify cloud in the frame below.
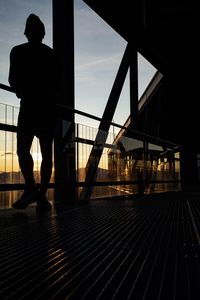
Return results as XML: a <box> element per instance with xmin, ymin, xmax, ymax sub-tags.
<box><xmin>74</xmin><ymin>0</ymin><xmax>126</xmax><ymax>57</ymax></box>
<box><xmin>75</xmin><ymin>53</ymin><xmax>124</xmax><ymax>75</ymax></box>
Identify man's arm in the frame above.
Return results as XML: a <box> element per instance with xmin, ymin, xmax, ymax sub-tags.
<box><xmin>8</xmin><ymin>47</ymin><xmax>22</xmax><ymax>98</ymax></box>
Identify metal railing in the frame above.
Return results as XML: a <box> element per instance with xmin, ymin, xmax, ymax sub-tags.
<box><xmin>74</xmin><ymin>123</ymin><xmax>180</xmax><ymax>199</ymax></box>
<box><xmin>0</xmin><ymin>83</ymin><xmax>181</xmax><ymax>200</ymax></box>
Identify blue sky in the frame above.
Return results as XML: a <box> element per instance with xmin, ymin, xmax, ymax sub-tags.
<box><xmin>0</xmin><ymin>0</ymin><xmax>156</xmax><ymax>127</ymax></box>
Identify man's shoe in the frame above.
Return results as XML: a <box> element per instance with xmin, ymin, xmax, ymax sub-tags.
<box><xmin>12</xmin><ymin>189</ymin><xmax>40</xmax><ymax>209</ymax></box>
<box><xmin>37</xmin><ymin>194</ymin><xmax>52</xmax><ymax>211</ymax></box>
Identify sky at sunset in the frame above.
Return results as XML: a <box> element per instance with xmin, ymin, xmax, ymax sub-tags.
<box><xmin>0</xmin><ymin>0</ymin><xmax>156</xmax><ymax>128</ymax></box>
<box><xmin>0</xmin><ymin>0</ymin><xmax>157</xmax><ymax>174</ymax></box>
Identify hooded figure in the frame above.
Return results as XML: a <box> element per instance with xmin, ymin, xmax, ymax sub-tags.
<box><xmin>24</xmin><ymin>13</ymin><xmax>45</xmax><ymax>40</ymax></box>
<box><xmin>9</xmin><ymin>14</ymin><xmax>60</xmax><ymax>210</ymax></box>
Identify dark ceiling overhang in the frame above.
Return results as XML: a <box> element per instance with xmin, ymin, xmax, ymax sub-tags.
<box><xmin>83</xmin><ymin>0</ymin><xmax>200</xmax><ymax>74</ymax></box>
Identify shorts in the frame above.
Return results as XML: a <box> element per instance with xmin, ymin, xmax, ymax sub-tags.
<box><xmin>17</xmin><ymin>106</ymin><xmax>56</xmax><ymax>138</ymax></box>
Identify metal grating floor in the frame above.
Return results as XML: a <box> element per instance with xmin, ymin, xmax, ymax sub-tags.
<box><xmin>0</xmin><ymin>192</ymin><xmax>200</xmax><ymax>299</ymax></box>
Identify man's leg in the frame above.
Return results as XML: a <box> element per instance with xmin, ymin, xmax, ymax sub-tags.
<box><xmin>12</xmin><ymin>132</ymin><xmax>38</xmax><ymax>209</ymax></box>
<box><xmin>39</xmin><ymin>134</ymin><xmax>54</xmax><ymax>197</ymax></box>
<box><xmin>17</xmin><ymin>132</ymin><xmax>36</xmax><ymax>190</ymax></box>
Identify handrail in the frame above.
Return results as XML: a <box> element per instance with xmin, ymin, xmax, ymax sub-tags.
<box><xmin>0</xmin><ymin>83</ymin><xmax>14</xmax><ymax>93</ymax></box>
<box><xmin>57</xmin><ymin>104</ymin><xmax>180</xmax><ymax>149</ymax></box>
<box><xmin>0</xmin><ymin>82</ymin><xmax>181</xmax><ymax>195</ymax></box>
<box><xmin>0</xmin><ymin>82</ymin><xmax>180</xmax><ymax>149</ymax></box>
<box><xmin>0</xmin><ymin>123</ymin><xmax>17</xmax><ymax>132</ymax></box>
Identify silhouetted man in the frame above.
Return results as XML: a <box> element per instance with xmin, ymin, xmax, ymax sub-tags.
<box><xmin>9</xmin><ymin>14</ymin><xmax>59</xmax><ymax>209</ymax></box>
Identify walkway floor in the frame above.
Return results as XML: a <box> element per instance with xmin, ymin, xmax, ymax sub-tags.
<box><xmin>0</xmin><ymin>191</ymin><xmax>200</xmax><ymax>299</ymax></box>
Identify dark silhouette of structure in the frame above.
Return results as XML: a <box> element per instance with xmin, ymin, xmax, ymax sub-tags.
<box><xmin>1</xmin><ymin>1</ymin><xmax>200</xmax><ymax>299</ymax></box>
<box><xmin>8</xmin><ymin>14</ymin><xmax>59</xmax><ymax>209</ymax></box>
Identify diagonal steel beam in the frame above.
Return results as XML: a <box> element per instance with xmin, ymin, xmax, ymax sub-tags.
<box><xmin>79</xmin><ymin>44</ymin><xmax>132</xmax><ymax>200</ymax></box>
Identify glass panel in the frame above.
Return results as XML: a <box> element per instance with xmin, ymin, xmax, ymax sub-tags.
<box><xmin>106</xmin><ymin>136</ymin><xmax>144</xmax><ymax>183</ymax></box>
<box><xmin>13</xmin><ymin>107</ymin><xmax>19</xmax><ymax>126</ymax></box>
<box><xmin>112</xmin><ymin>69</ymin><xmax>130</xmax><ymax>129</ymax></box>
<box><xmin>0</xmin><ymin>131</ymin><xmax>6</xmax><ymax>182</ymax></box>
<box><xmin>0</xmin><ymin>130</ymin><xmax>23</xmax><ymax>184</ymax></box>
<box><xmin>138</xmin><ymin>53</ymin><xmax>157</xmax><ymax>99</ymax></box>
<box><xmin>6</xmin><ymin>105</ymin><xmax>13</xmax><ymax>125</ymax></box>
<box><xmin>76</xmin><ymin>123</ymin><xmax>180</xmax><ymax>199</ymax></box>
<box><xmin>0</xmin><ymin>103</ymin><xmax>6</xmax><ymax>124</ymax></box>
<box><xmin>5</xmin><ymin>131</ymin><xmax>13</xmax><ymax>183</ymax></box>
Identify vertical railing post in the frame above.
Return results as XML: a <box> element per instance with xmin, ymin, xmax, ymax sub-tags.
<box><xmin>53</xmin><ymin>0</ymin><xmax>76</xmax><ymax>202</ymax></box>
<box><xmin>130</xmin><ymin>48</ymin><xmax>139</xmax><ymax>127</ymax></box>
<box><xmin>76</xmin><ymin>123</ymin><xmax>79</xmax><ymax>200</ymax></box>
